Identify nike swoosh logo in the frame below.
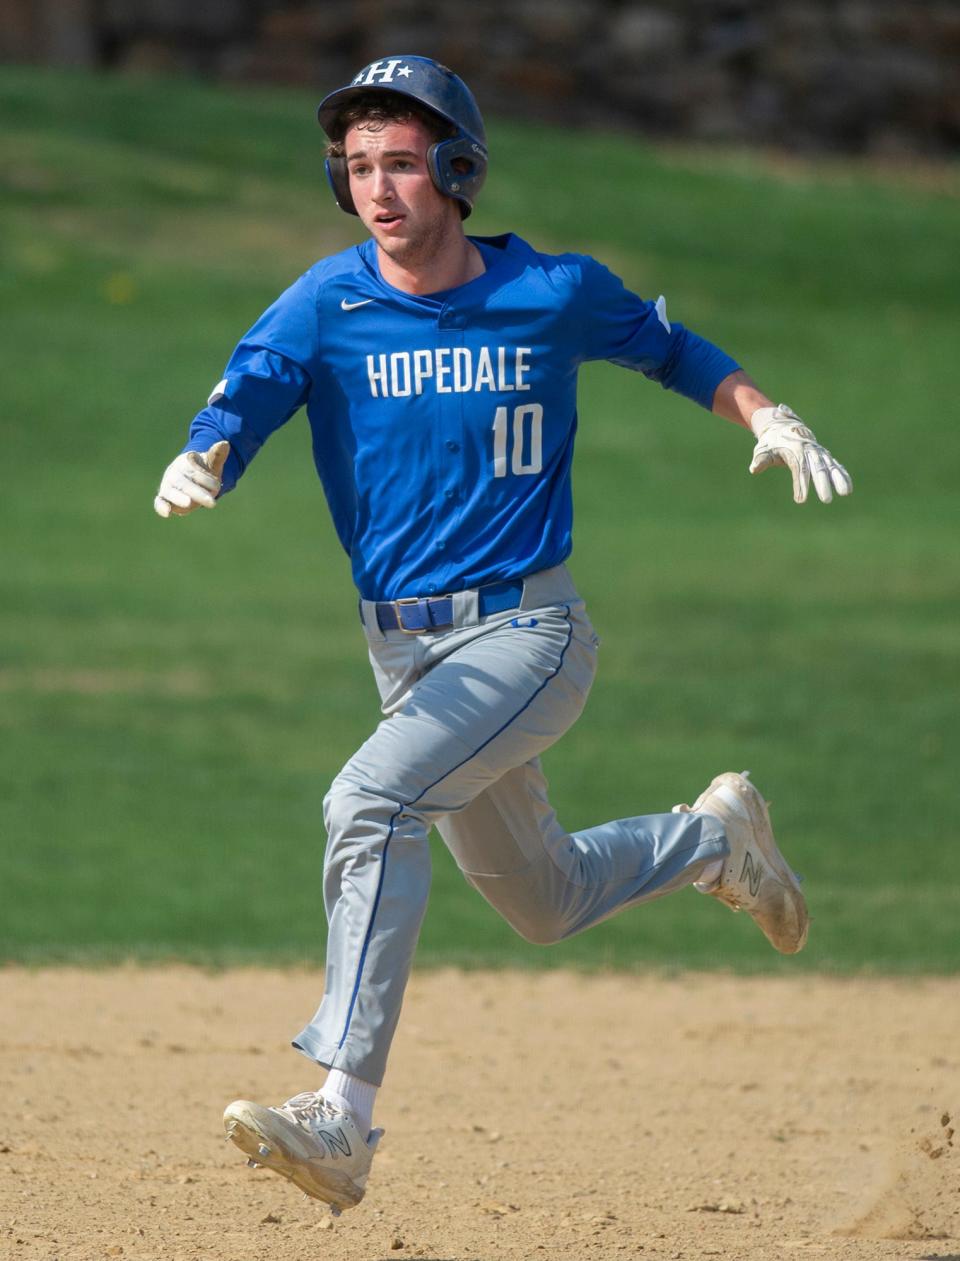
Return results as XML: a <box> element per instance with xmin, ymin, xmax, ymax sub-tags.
<box><xmin>341</xmin><ymin>298</ymin><xmax>374</xmax><ymax>311</ymax></box>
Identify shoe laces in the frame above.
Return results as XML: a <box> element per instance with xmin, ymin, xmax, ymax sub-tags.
<box><xmin>277</xmin><ymin>1091</ymin><xmax>344</xmax><ymax>1127</ymax></box>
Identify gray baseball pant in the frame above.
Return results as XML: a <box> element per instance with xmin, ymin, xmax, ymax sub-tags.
<box><xmin>293</xmin><ymin>565</ymin><xmax>728</xmax><ymax>1084</ymax></box>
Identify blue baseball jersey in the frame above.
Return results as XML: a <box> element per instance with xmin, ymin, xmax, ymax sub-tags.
<box><xmin>184</xmin><ymin>233</ymin><xmax>738</xmax><ymax>601</ymax></box>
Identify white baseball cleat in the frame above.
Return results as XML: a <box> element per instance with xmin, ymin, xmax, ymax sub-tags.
<box><xmin>223</xmin><ymin>1091</ymin><xmax>383</xmax><ymax>1213</ymax></box>
<box><xmin>674</xmin><ymin>770</ymin><xmax>809</xmax><ymax>954</ymax></box>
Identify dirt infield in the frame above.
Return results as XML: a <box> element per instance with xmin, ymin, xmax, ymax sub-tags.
<box><xmin>1</xmin><ymin>967</ymin><xmax>958</xmax><ymax>1261</ymax></box>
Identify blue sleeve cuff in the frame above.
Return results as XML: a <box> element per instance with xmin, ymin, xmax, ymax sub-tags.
<box><xmin>656</xmin><ymin>327</ymin><xmax>739</xmax><ymax>410</ymax></box>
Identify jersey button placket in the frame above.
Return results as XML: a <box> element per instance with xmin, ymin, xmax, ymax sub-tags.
<box><xmin>434</xmin><ymin>307</ymin><xmax>465</xmax><ymax>590</ymax></box>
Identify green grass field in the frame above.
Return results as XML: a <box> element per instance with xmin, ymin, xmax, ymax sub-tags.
<box><xmin>2</xmin><ymin>67</ymin><xmax>957</xmax><ymax>972</ymax></box>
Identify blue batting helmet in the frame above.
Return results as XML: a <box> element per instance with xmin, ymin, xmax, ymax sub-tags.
<box><xmin>317</xmin><ymin>56</ymin><xmax>488</xmax><ymax>220</ymax></box>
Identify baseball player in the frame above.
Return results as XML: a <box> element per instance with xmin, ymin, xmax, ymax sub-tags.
<box><xmin>153</xmin><ymin>57</ymin><xmax>851</xmax><ymax>1215</ymax></box>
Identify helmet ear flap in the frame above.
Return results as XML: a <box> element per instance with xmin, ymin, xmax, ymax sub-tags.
<box><xmin>325</xmin><ymin>155</ymin><xmax>358</xmax><ymax>216</ymax></box>
<box><xmin>426</xmin><ymin>137</ymin><xmax>486</xmax><ymax>219</ymax></box>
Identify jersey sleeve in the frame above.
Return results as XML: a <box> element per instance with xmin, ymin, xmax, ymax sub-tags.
<box><xmin>576</xmin><ymin>256</ymin><xmax>739</xmax><ymax>410</ymax></box>
<box><xmin>181</xmin><ymin>271</ymin><xmax>319</xmax><ymax>493</ymax></box>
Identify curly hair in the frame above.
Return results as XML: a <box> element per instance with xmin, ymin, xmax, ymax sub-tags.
<box><xmin>325</xmin><ymin>92</ymin><xmax>455</xmax><ymax>157</ymax></box>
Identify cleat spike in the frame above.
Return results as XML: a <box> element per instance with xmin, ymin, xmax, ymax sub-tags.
<box><xmin>246</xmin><ymin>1158</ymin><xmax>261</xmax><ymax>1169</ymax></box>
<box><xmin>330</xmin><ymin>1205</ymin><xmax>342</xmax><ymax>1218</ymax></box>
<box><xmin>257</xmin><ymin>1143</ymin><xmax>271</xmax><ymax>1157</ymax></box>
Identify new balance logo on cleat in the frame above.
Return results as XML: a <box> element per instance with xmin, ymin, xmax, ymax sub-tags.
<box><xmin>740</xmin><ymin>851</ymin><xmax>763</xmax><ymax>898</ymax></box>
<box><xmin>318</xmin><ymin>1126</ymin><xmax>352</xmax><ymax>1157</ymax></box>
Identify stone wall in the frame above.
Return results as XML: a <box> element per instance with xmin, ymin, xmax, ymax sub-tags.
<box><xmin>4</xmin><ymin>0</ymin><xmax>959</xmax><ymax>155</ymax></box>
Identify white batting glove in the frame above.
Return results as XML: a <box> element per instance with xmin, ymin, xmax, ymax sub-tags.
<box><xmin>748</xmin><ymin>405</ymin><xmax>853</xmax><ymax>504</ymax></box>
<box><xmin>153</xmin><ymin>440</ymin><xmax>230</xmax><ymax>518</ymax></box>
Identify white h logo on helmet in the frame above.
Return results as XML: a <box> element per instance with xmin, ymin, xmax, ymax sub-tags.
<box><xmin>353</xmin><ymin>60</ymin><xmax>410</xmax><ymax>86</ymax></box>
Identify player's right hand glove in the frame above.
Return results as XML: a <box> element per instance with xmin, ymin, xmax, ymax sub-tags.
<box><xmin>748</xmin><ymin>404</ymin><xmax>853</xmax><ymax>505</ymax></box>
<box><xmin>154</xmin><ymin>441</ymin><xmax>230</xmax><ymax>518</ymax></box>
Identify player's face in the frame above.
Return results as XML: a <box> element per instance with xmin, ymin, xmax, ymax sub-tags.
<box><xmin>345</xmin><ymin>118</ymin><xmax>461</xmax><ymax>268</ymax></box>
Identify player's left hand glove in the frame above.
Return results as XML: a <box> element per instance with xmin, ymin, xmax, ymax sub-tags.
<box><xmin>748</xmin><ymin>404</ymin><xmax>853</xmax><ymax>504</ymax></box>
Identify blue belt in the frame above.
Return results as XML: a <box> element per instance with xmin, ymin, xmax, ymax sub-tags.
<box><xmin>371</xmin><ymin>579</ymin><xmax>524</xmax><ymax>634</ymax></box>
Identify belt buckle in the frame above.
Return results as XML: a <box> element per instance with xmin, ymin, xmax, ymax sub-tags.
<box><xmin>393</xmin><ymin>597</ymin><xmax>426</xmax><ymax>634</ymax></box>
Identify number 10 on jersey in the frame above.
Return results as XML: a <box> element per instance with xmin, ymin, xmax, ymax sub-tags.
<box><xmin>492</xmin><ymin>403</ymin><xmax>543</xmax><ymax>476</ymax></box>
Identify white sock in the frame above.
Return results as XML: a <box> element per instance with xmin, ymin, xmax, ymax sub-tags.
<box><xmin>694</xmin><ymin>857</ymin><xmax>725</xmax><ymax>892</ymax></box>
<box><xmin>321</xmin><ymin>1069</ymin><xmax>377</xmax><ymax>1134</ymax></box>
